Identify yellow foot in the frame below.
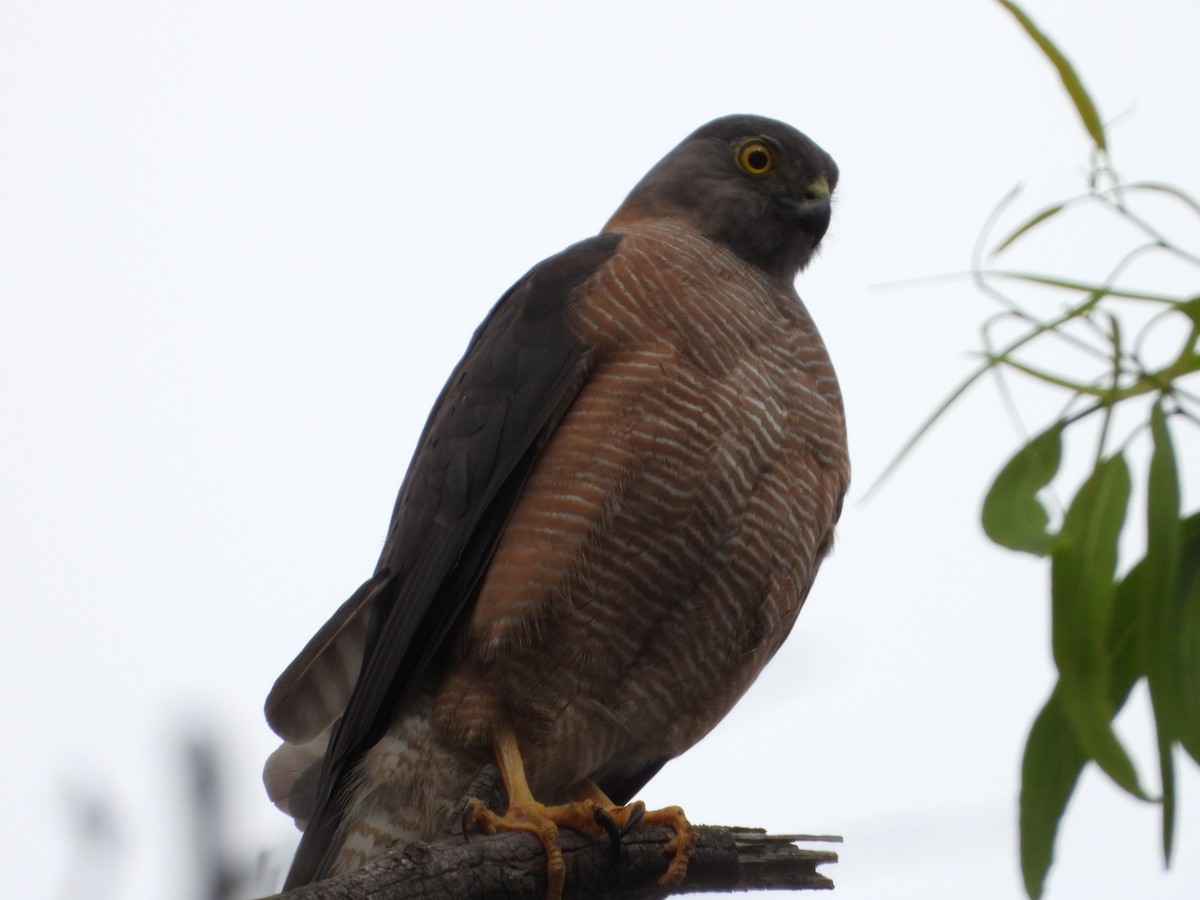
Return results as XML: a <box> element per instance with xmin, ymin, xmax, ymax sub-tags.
<box><xmin>467</xmin><ymin>796</ymin><xmax>596</xmax><ymax>899</ymax></box>
<box><xmin>466</xmin><ymin>795</ymin><xmax>695</xmax><ymax>898</ymax></box>
<box><xmin>569</xmin><ymin>778</ymin><xmax>696</xmax><ymax>886</ymax></box>
<box><xmin>476</xmin><ymin>721</ymin><xmax>695</xmax><ymax>897</ymax></box>
<box><xmin>639</xmin><ymin>804</ymin><xmax>696</xmax><ymax>886</ymax></box>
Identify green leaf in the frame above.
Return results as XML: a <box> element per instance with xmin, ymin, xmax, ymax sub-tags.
<box><xmin>992</xmin><ymin>201</ymin><xmax>1069</xmax><ymax>256</ymax></box>
<box><xmin>982</xmin><ymin>423</ymin><xmax>1064</xmax><ymax>555</ymax></box>
<box><xmin>1179</xmin><ymin>296</ymin><xmax>1200</xmax><ymax>329</ymax></box>
<box><xmin>863</xmin><ymin>363</ymin><xmax>992</xmax><ymax>501</ymax></box>
<box><xmin>1157</xmin><ymin>736</ymin><xmax>1177</xmax><ymax>866</ymax></box>
<box><xmin>993</xmin><ymin>271</ymin><xmax>1179</xmax><ymax>304</ymax></box>
<box><xmin>1126</xmin><ymin>181</ymin><xmax>1200</xmax><ymax>219</ymax></box>
<box><xmin>1143</xmin><ymin>403</ymin><xmax>1182</xmax><ymax>861</ymax></box>
<box><xmin>1020</xmin><ymin>558</ymin><xmax>1145</xmax><ymax>899</ymax></box>
<box><xmin>1020</xmin><ymin>690</ymin><xmax>1085</xmax><ymax>900</ymax></box>
<box><xmin>995</xmin><ymin>1</ymin><xmax>1106</xmax><ymax>152</ymax></box>
<box><xmin>1051</xmin><ymin>454</ymin><xmax>1146</xmax><ymax>797</ymax></box>
<box><xmin>1176</xmin><ymin>513</ymin><xmax>1200</xmax><ymax>765</ymax></box>
<box><xmin>1111</xmin><ymin>561</ymin><xmax>1150</xmax><ymax>706</ymax></box>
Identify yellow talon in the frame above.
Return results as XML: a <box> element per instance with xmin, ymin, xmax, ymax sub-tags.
<box><xmin>467</xmin><ymin>797</ymin><xmax>577</xmax><ymax>898</ymax></box>
<box><xmin>641</xmin><ymin>804</ymin><xmax>696</xmax><ymax>885</ymax></box>
<box><xmin>470</xmin><ymin>721</ymin><xmax>696</xmax><ymax>899</ymax></box>
<box><xmin>569</xmin><ymin>778</ymin><xmax>695</xmax><ymax>884</ymax></box>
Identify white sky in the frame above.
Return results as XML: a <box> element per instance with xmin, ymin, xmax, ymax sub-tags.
<box><xmin>2</xmin><ymin>1</ymin><xmax>1198</xmax><ymax>898</ymax></box>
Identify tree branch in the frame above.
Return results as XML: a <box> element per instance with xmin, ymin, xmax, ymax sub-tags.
<box><xmin>262</xmin><ymin>824</ymin><xmax>837</xmax><ymax>899</ymax></box>
<box><xmin>261</xmin><ymin>769</ymin><xmax>836</xmax><ymax>898</ymax></box>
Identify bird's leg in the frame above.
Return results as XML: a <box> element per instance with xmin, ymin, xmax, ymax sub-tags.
<box><xmin>466</xmin><ymin>721</ymin><xmax>696</xmax><ymax>898</ymax></box>
<box><xmin>466</xmin><ymin>719</ymin><xmax>606</xmax><ymax>900</ymax></box>
<box><xmin>568</xmin><ymin>777</ymin><xmax>695</xmax><ymax>885</ymax></box>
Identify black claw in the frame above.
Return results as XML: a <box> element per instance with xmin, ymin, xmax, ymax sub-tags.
<box><xmin>593</xmin><ymin>806</ymin><xmax>623</xmax><ymax>865</ymax></box>
<box><xmin>459</xmin><ymin>800</ymin><xmax>474</xmax><ymax>842</ymax></box>
<box><xmin>619</xmin><ymin>801</ymin><xmax>645</xmax><ymax>839</ymax></box>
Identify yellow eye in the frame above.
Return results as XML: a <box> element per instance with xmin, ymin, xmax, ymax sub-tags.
<box><xmin>736</xmin><ymin>139</ymin><xmax>775</xmax><ymax>176</ymax></box>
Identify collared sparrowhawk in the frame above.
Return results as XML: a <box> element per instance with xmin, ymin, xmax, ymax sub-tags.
<box><xmin>263</xmin><ymin>114</ymin><xmax>849</xmax><ymax>896</ymax></box>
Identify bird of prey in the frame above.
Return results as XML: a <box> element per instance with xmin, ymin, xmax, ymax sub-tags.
<box><xmin>263</xmin><ymin>114</ymin><xmax>849</xmax><ymax>897</ymax></box>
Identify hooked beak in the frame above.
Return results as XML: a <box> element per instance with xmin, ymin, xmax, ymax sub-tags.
<box><xmin>791</xmin><ymin>176</ymin><xmax>832</xmax><ymax>240</ymax></box>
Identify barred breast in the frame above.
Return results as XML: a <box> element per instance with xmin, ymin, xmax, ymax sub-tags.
<box><xmin>432</xmin><ymin>219</ymin><xmax>848</xmax><ymax>797</ymax></box>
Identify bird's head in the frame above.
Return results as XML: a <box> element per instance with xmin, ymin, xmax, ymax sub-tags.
<box><xmin>604</xmin><ymin>114</ymin><xmax>838</xmax><ymax>283</ymax></box>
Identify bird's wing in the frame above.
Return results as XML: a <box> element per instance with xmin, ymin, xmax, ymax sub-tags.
<box><xmin>276</xmin><ymin>233</ymin><xmax>622</xmax><ymax>887</ymax></box>
<box><xmin>265</xmin><ymin>570</ymin><xmax>390</xmax><ymax>744</ymax></box>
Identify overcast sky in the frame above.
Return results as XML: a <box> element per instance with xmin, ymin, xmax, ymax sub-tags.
<box><xmin>2</xmin><ymin>2</ymin><xmax>1198</xmax><ymax>898</ymax></box>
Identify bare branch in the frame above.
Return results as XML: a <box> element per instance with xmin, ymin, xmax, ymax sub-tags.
<box><xmin>260</xmin><ymin>824</ymin><xmax>838</xmax><ymax>899</ymax></box>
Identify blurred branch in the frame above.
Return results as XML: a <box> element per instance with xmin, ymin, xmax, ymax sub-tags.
<box><xmin>185</xmin><ymin>735</ymin><xmax>242</xmax><ymax>900</ymax></box>
<box><xmin>58</xmin><ymin>785</ymin><xmax>121</xmax><ymax>900</ymax></box>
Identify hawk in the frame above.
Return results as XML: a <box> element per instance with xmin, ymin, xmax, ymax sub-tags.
<box><xmin>264</xmin><ymin>114</ymin><xmax>849</xmax><ymax>897</ymax></box>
